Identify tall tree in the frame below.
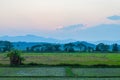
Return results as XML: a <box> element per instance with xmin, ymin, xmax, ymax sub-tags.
<box><xmin>64</xmin><ymin>43</ymin><xmax>75</xmax><ymax>52</ymax></box>
<box><xmin>96</xmin><ymin>43</ymin><xmax>109</xmax><ymax>52</ymax></box>
<box><xmin>0</xmin><ymin>41</ymin><xmax>13</xmax><ymax>52</ymax></box>
<box><xmin>77</xmin><ymin>43</ymin><xmax>87</xmax><ymax>52</ymax></box>
<box><xmin>112</xmin><ymin>43</ymin><xmax>119</xmax><ymax>52</ymax></box>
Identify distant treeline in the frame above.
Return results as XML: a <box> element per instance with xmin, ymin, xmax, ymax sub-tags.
<box><xmin>0</xmin><ymin>41</ymin><xmax>120</xmax><ymax>53</ymax></box>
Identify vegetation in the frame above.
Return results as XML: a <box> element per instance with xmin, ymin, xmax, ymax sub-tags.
<box><xmin>0</xmin><ymin>53</ymin><xmax>120</xmax><ymax>66</ymax></box>
<box><xmin>0</xmin><ymin>78</ymin><xmax>120</xmax><ymax>80</ymax></box>
<box><xmin>6</xmin><ymin>50</ymin><xmax>24</xmax><ymax>66</ymax></box>
<box><xmin>0</xmin><ymin>67</ymin><xmax>65</xmax><ymax>76</ymax></box>
<box><xmin>24</xmin><ymin>42</ymin><xmax>120</xmax><ymax>53</ymax></box>
<box><xmin>65</xmin><ymin>67</ymin><xmax>75</xmax><ymax>76</ymax></box>
<box><xmin>72</xmin><ymin>68</ymin><xmax>120</xmax><ymax>77</ymax></box>
<box><xmin>0</xmin><ymin>41</ymin><xmax>13</xmax><ymax>52</ymax></box>
<box><xmin>0</xmin><ymin>41</ymin><xmax>119</xmax><ymax>53</ymax></box>
<box><xmin>0</xmin><ymin>41</ymin><xmax>120</xmax><ymax>79</ymax></box>
<box><xmin>0</xmin><ymin>67</ymin><xmax>120</xmax><ymax>80</ymax></box>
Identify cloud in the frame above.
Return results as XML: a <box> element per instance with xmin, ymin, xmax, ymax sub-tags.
<box><xmin>58</xmin><ymin>24</ymin><xmax>84</xmax><ymax>31</ymax></box>
<box><xmin>51</xmin><ymin>23</ymin><xmax>120</xmax><ymax>41</ymax></box>
<box><xmin>107</xmin><ymin>15</ymin><xmax>120</xmax><ymax>20</ymax></box>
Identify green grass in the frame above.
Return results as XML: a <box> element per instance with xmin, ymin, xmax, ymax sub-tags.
<box><xmin>0</xmin><ymin>67</ymin><xmax>120</xmax><ymax>77</ymax></box>
<box><xmin>72</xmin><ymin>68</ymin><xmax>120</xmax><ymax>77</ymax></box>
<box><xmin>65</xmin><ymin>67</ymin><xmax>75</xmax><ymax>76</ymax></box>
<box><xmin>0</xmin><ymin>78</ymin><xmax>120</xmax><ymax>80</ymax></box>
<box><xmin>0</xmin><ymin>67</ymin><xmax>65</xmax><ymax>76</ymax></box>
<box><xmin>0</xmin><ymin>53</ymin><xmax>120</xmax><ymax>80</ymax></box>
<box><xmin>0</xmin><ymin>67</ymin><xmax>120</xmax><ymax>80</ymax></box>
<box><xmin>0</xmin><ymin>53</ymin><xmax>120</xmax><ymax>66</ymax></box>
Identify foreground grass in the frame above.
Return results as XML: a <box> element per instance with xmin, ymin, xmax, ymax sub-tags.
<box><xmin>0</xmin><ymin>67</ymin><xmax>65</xmax><ymax>76</ymax></box>
<box><xmin>0</xmin><ymin>53</ymin><xmax>120</xmax><ymax>66</ymax></box>
<box><xmin>72</xmin><ymin>68</ymin><xmax>120</xmax><ymax>77</ymax></box>
<box><xmin>0</xmin><ymin>78</ymin><xmax>120</xmax><ymax>80</ymax></box>
<box><xmin>65</xmin><ymin>67</ymin><xmax>75</xmax><ymax>76</ymax></box>
<box><xmin>0</xmin><ymin>67</ymin><xmax>120</xmax><ymax>77</ymax></box>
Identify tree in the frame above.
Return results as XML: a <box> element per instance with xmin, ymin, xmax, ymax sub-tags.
<box><xmin>76</xmin><ymin>43</ymin><xmax>87</xmax><ymax>52</ymax></box>
<box><xmin>0</xmin><ymin>41</ymin><xmax>13</xmax><ymax>52</ymax></box>
<box><xmin>87</xmin><ymin>47</ymin><xmax>94</xmax><ymax>52</ymax></box>
<box><xmin>112</xmin><ymin>43</ymin><xmax>119</xmax><ymax>52</ymax></box>
<box><xmin>6</xmin><ymin>50</ymin><xmax>25</xmax><ymax>66</ymax></box>
<box><xmin>96</xmin><ymin>43</ymin><xmax>109</xmax><ymax>52</ymax></box>
<box><xmin>26</xmin><ymin>47</ymin><xmax>30</xmax><ymax>52</ymax></box>
<box><xmin>64</xmin><ymin>43</ymin><xmax>75</xmax><ymax>52</ymax></box>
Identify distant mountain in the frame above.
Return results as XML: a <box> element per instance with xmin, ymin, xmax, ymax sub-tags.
<box><xmin>0</xmin><ymin>35</ymin><xmax>76</xmax><ymax>43</ymax></box>
<box><xmin>91</xmin><ymin>40</ymin><xmax>120</xmax><ymax>45</ymax></box>
<box><xmin>0</xmin><ymin>35</ymin><xmax>120</xmax><ymax>45</ymax></box>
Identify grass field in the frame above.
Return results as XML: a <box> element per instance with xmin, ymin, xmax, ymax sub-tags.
<box><xmin>0</xmin><ymin>53</ymin><xmax>120</xmax><ymax>66</ymax></box>
<box><xmin>0</xmin><ymin>67</ymin><xmax>120</xmax><ymax>80</ymax></box>
<box><xmin>0</xmin><ymin>78</ymin><xmax>120</xmax><ymax>80</ymax></box>
<box><xmin>0</xmin><ymin>53</ymin><xmax>120</xmax><ymax>80</ymax></box>
<box><xmin>0</xmin><ymin>67</ymin><xmax>120</xmax><ymax>77</ymax></box>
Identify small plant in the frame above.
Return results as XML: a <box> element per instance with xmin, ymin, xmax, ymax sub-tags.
<box><xmin>6</xmin><ymin>50</ymin><xmax>25</xmax><ymax>66</ymax></box>
<box><xmin>65</xmin><ymin>67</ymin><xmax>75</xmax><ymax>76</ymax></box>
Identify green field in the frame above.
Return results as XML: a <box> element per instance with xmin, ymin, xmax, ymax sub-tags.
<box><xmin>0</xmin><ymin>67</ymin><xmax>120</xmax><ymax>77</ymax></box>
<box><xmin>0</xmin><ymin>67</ymin><xmax>120</xmax><ymax>80</ymax></box>
<box><xmin>0</xmin><ymin>53</ymin><xmax>120</xmax><ymax>66</ymax></box>
<box><xmin>0</xmin><ymin>53</ymin><xmax>120</xmax><ymax>80</ymax></box>
<box><xmin>0</xmin><ymin>78</ymin><xmax>120</xmax><ymax>80</ymax></box>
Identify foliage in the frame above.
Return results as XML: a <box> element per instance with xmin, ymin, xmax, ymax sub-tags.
<box><xmin>0</xmin><ymin>53</ymin><xmax>120</xmax><ymax>66</ymax></box>
<box><xmin>96</xmin><ymin>43</ymin><xmax>109</xmax><ymax>52</ymax></box>
<box><xmin>112</xmin><ymin>43</ymin><xmax>119</xmax><ymax>52</ymax></box>
<box><xmin>0</xmin><ymin>41</ymin><xmax>13</xmax><ymax>52</ymax></box>
<box><xmin>65</xmin><ymin>67</ymin><xmax>75</xmax><ymax>76</ymax></box>
<box><xmin>6</xmin><ymin>50</ymin><xmax>25</xmax><ymax>66</ymax></box>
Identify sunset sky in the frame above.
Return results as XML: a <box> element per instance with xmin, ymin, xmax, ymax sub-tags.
<box><xmin>0</xmin><ymin>0</ymin><xmax>120</xmax><ymax>41</ymax></box>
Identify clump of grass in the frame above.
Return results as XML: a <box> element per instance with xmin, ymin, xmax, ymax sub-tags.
<box><xmin>65</xmin><ymin>67</ymin><xmax>75</xmax><ymax>76</ymax></box>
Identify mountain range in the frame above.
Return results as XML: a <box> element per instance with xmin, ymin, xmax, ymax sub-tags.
<box><xmin>0</xmin><ymin>35</ymin><xmax>76</xmax><ymax>43</ymax></box>
<box><xmin>0</xmin><ymin>35</ymin><xmax>120</xmax><ymax>44</ymax></box>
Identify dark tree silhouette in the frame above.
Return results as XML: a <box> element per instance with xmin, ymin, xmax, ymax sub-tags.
<box><xmin>0</xmin><ymin>41</ymin><xmax>13</xmax><ymax>52</ymax></box>
<box><xmin>112</xmin><ymin>43</ymin><xmax>119</xmax><ymax>52</ymax></box>
<box><xmin>96</xmin><ymin>43</ymin><xmax>109</xmax><ymax>52</ymax></box>
<box><xmin>64</xmin><ymin>43</ymin><xmax>75</xmax><ymax>52</ymax></box>
<box><xmin>76</xmin><ymin>43</ymin><xmax>87</xmax><ymax>52</ymax></box>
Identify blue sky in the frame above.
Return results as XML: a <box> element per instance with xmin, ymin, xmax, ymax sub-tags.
<box><xmin>0</xmin><ymin>0</ymin><xmax>120</xmax><ymax>41</ymax></box>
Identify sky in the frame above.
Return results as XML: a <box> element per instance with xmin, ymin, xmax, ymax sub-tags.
<box><xmin>0</xmin><ymin>0</ymin><xmax>120</xmax><ymax>41</ymax></box>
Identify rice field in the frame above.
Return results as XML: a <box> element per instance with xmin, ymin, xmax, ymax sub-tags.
<box><xmin>0</xmin><ymin>67</ymin><xmax>65</xmax><ymax>76</ymax></box>
<box><xmin>1</xmin><ymin>67</ymin><xmax>120</xmax><ymax>77</ymax></box>
<box><xmin>0</xmin><ymin>53</ymin><xmax>120</xmax><ymax>66</ymax></box>
<box><xmin>0</xmin><ymin>53</ymin><xmax>120</xmax><ymax>80</ymax></box>
<box><xmin>0</xmin><ymin>78</ymin><xmax>120</xmax><ymax>80</ymax></box>
<box><xmin>72</xmin><ymin>68</ymin><xmax>120</xmax><ymax>77</ymax></box>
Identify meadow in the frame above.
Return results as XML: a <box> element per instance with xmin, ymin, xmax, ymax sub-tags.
<box><xmin>0</xmin><ymin>53</ymin><xmax>120</xmax><ymax>66</ymax></box>
<box><xmin>1</xmin><ymin>78</ymin><xmax>120</xmax><ymax>80</ymax></box>
<box><xmin>0</xmin><ymin>67</ymin><xmax>120</xmax><ymax>80</ymax></box>
<box><xmin>0</xmin><ymin>53</ymin><xmax>120</xmax><ymax>80</ymax></box>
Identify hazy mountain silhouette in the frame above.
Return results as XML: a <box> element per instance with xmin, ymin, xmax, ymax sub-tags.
<box><xmin>0</xmin><ymin>35</ymin><xmax>76</xmax><ymax>43</ymax></box>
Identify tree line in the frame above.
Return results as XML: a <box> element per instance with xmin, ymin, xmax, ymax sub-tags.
<box><xmin>0</xmin><ymin>41</ymin><xmax>119</xmax><ymax>53</ymax></box>
<box><xmin>28</xmin><ymin>43</ymin><xmax>119</xmax><ymax>53</ymax></box>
